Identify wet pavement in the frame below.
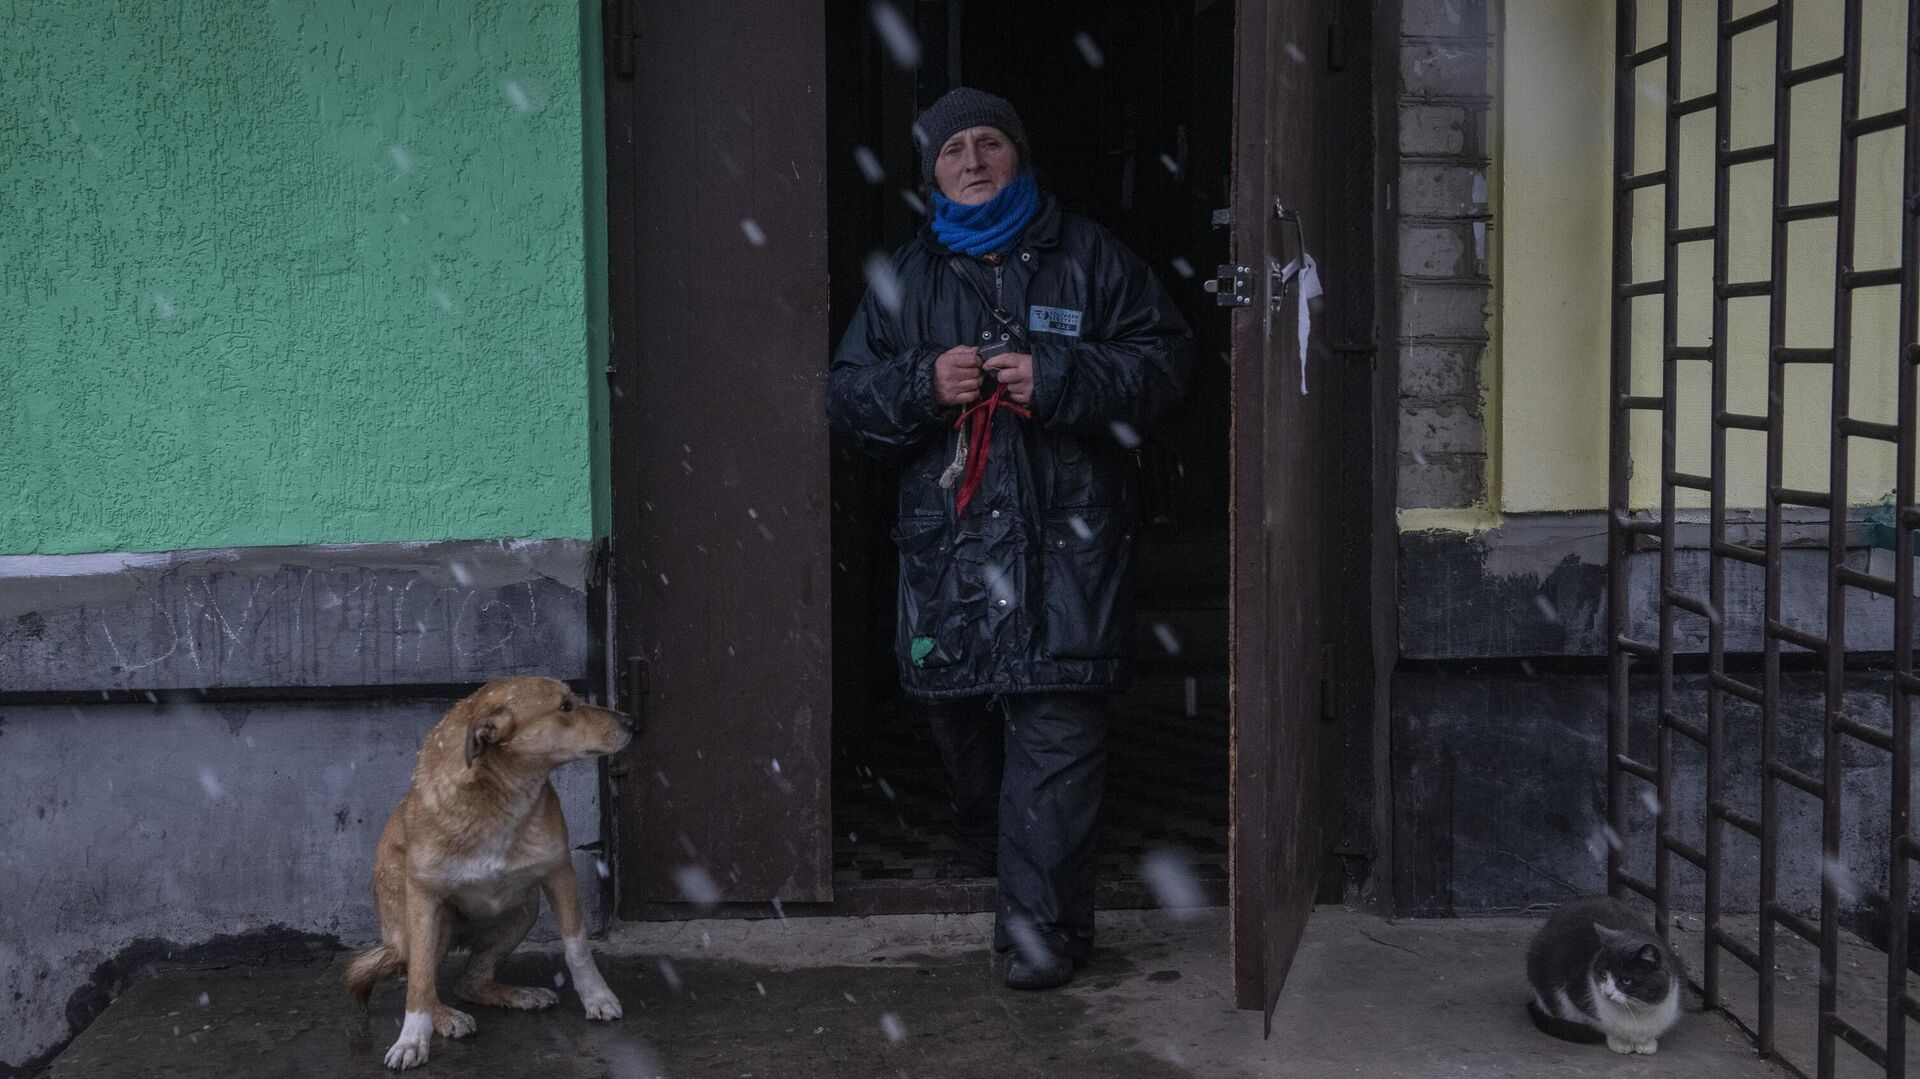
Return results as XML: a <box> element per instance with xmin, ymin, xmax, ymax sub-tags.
<box><xmin>46</xmin><ymin>908</ymin><xmax>1788</xmax><ymax>1078</ymax></box>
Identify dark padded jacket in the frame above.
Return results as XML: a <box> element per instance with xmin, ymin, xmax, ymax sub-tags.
<box><xmin>827</xmin><ymin>194</ymin><xmax>1193</xmax><ymax>698</ymax></box>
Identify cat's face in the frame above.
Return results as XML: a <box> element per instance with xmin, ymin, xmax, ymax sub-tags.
<box><xmin>1591</xmin><ymin>928</ymin><xmax>1673</xmax><ymax>1005</ymax></box>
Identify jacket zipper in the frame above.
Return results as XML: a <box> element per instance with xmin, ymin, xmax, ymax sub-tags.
<box><xmin>994</xmin><ymin>264</ymin><xmax>1004</xmax><ymax>309</ymax></box>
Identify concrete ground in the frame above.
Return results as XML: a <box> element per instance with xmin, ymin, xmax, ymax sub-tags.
<box><xmin>46</xmin><ymin>907</ymin><xmax>1786</xmax><ymax>1078</ymax></box>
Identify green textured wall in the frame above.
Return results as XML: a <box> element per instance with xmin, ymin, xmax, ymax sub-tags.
<box><xmin>0</xmin><ymin>0</ymin><xmax>600</xmax><ymax>554</ymax></box>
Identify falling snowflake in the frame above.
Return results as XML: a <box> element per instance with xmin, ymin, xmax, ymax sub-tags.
<box><xmin>1074</xmin><ymin>32</ymin><xmax>1105</xmax><ymax>69</ymax></box>
<box><xmin>865</xmin><ymin>252</ymin><xmax>904</xmax><ymax>313</ymax></box>
<box><xmin>880</xmin><ymin>1012</ymin><xmax>907</xmax><ymax>1044</ymax></box>
<box><xmin>657</xmin><ymin>958</ymin><xmax>683</xmax><ymax>993</ymax></box>
<box><xmin>1003</xmin><ymin>915</ymin><xmax>1052</xmax><ymax>966</ymax></box>
<box><xmin>1153</xmin><ymin>623</ymin><xmax>1182</xmax><ymax>656</ymax></box>
<box><xmin>503</xmin><ymin>80</ymin><xmax>533</xmax><ymax>112</ymax></box>
<box><xmin>740</xmin><ymin>219</ymin><xmax>767</xmax><ymax>247</ymax></box>
<box><xmin>153</xmin><ymin>294</ymin><xmax>176</xmax><ymax>320</ymax></box>
<box><xmin>1822</xmin><ymin>858</ymin><xmax>1861</xmax><ymax>903</ymax></box>
<box><xmin>197</xmin><ymin>768</ymin><xmax>225</xmax><ymax>800</ymax></box>
<box><xmin>388</xmin><ymin>144</ymin><xmax>412</xmax><ymax>172</ymax></box>
<box><xmin>1533</xmin><ymin>594</ymin><xmax>1560</xmax><ymax>623</ymax></box>
<box><xmin>854</xmin><ymin>146</ymin><xmax>885</xmax><ymax>184</ymax></box>
<box><xmin>1110</xmin><ymin>421</ymin><xmax>1142</xmax><ymax>449</ymax></box>
<box><xmin>448</xmin><ymin>562</ymin><xmax>473</xmax><ymax>587</ymax></box>
<box><xmin>673</xmin><ymin>865</ymin><xmax>722</xmax><ymax>909</ymax></box>
<box><xmin>1170</xmin><ymin>257</ymin><xmax>1194</xmax><ymax>279</ymax></box>
<box><xmin>870</xmin><ymin>3</ymin><xmax>920</xmax><ymax>69</ymax></box>
<box><xmin>1141</xmin><ymin>848</ymin><xmax>1207</xmax><ymax>918</ymax></box>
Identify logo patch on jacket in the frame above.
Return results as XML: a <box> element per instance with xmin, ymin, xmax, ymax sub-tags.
<box><xmin>1028</xmin><ymin>305</ymin><xmax>1083</xmax><ymax>337</ymax></box>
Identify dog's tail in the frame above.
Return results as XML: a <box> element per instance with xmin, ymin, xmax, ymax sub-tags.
<box><xmin>344</xmin><ymin>943</ymin><xmax>404</xmax><ymax>1006</ymax></box>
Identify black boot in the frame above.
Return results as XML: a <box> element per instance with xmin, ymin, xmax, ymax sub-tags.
<box><xmin>1004</xmin><ymin>950</ymin><xmax>1075</xmax><ymax>990</ymax></box>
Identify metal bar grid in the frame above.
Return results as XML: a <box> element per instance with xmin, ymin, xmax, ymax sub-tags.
<box><xmin>1887</xmin><ymin>0</ymin><xmax>1920</xmax><ymax>1066</ymax></box>
<box><xmin>1704</xmin><ymin>0</ymin><xmax>1736</xmax><ymax>1013</ymax></box>
<box><xmin>1818</xmin><ymin>5</ymin><xmax>1865</xmax><ymax>1074</ymax></box>
<box><xmin>1606</xmin><ymin>1</ymin><xmax>1919</xmax><ymax>1076</ymax></box>
<box><xmin>1605</xmin><ymin>0</ymin><xmax>1637</xmax><ymax>946</ymax></box>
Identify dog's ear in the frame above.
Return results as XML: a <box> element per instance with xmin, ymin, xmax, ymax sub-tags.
<box><xmin>464</xmin><ymin>709</ymin><xmax>506</xmax><ymax>768</ymax></box>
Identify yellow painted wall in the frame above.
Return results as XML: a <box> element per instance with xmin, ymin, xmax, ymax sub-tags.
<box><xmin>1496</xmin><ymin>0</ymin><xmax>1909</xmax><ymax>514</ymax></box>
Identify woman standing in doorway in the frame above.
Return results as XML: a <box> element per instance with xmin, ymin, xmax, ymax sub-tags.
<box><xmin>828</xmin><ymin>88</ymin><xmax>1192</xmax><ymax>990</ymax></box>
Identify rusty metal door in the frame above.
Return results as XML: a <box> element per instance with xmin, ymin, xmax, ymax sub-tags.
<box><xmin>1225</xmin><ymin>0</ymin><xmax>1334</xmax><ymax>1021</ymax></box>
<box><xmin>602</xmin><ymin>0</ymin><xmax>833</xmax><ymax>910</ymax></box>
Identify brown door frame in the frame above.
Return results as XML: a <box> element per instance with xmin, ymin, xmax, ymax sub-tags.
<box><xmin>600</xmin><ymin>0</ymin><xmax>835</xmax><ymax>915</ymax></box>
<box><xmin>595</xmin><ymin>0</ymin><xmax>1389</xmax><ymax>956</ymax></box>
<box><xmin>1226</xmin><ymin>0</ymin><xmax>1386</xmax><ymax>1017</ymax></box>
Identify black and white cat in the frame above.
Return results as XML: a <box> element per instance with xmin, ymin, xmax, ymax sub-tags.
<box><xmin>1526</xmin><ymin>896</ymin><xmax>1682</xmax><ymax>1054</ymax></box>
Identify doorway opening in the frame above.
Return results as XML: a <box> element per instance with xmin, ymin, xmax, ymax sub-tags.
<box><xmin>824</xmin><ymin>0</ymin><xmax>1236</xmax><ymax>911</ymax></box>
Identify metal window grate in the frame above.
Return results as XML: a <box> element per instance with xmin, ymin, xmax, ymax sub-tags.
<box><xmin>1608</xmin><ymin>1</ymin><xmax>1920</xmax><ymax>1075</ymax></box>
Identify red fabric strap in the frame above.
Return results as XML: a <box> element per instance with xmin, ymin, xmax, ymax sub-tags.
<box><xmin>952</xmin><ymin>385</ymin><xmax>1030</xmax><ymax>517</ymax></box>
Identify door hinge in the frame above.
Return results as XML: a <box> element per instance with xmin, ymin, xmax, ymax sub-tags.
<box><xmin>624</xmin><ymin>655</ymin><xmax>651</xmax><ymax>713</ymax></box>
<box><xmin>608</xmin><ymin>655</ymin><xmax>649</xmax><ymax>777</ymax></box>
<box><xmin>604</xmin><ymin>0</ymin><xmax>637</xmax><ymax>78</ymax></box>
<box><xmin>1203</xmin><ymin>264</ymin><xmax>1253</xmax><ymax>306</ymax></box>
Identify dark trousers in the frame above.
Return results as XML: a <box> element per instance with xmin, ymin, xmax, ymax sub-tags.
<box><xmin>925</xmin><ymin>692</ymin><xmax>1110</xmax><ymax>962</ymax></box>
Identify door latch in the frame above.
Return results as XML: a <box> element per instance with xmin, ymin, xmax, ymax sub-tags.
<box><xmin>1203</xmin><ymin>265</ymin><xmax>1253</xmax><ymax>307</ymax></box>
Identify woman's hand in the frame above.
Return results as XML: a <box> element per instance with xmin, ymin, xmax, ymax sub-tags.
<box><xmin>934</xmin><ymin>345</ymin><xmax>983</xmax><ymax>405</ymax></box>
<box><xmin>985</xmin><ymin>352</ymin><xmax>1033</xmax><ymax>406</ymax></box>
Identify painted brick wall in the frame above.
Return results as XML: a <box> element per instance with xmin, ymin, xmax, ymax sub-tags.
<box><xmin>0</xmin><ymin>0</ymin><xmax>601</xmax><ymax>555</ymax></box>
<box><xmin>1397</xmin><ymin>0</ymin><xmax>1492</xmax><ymax>508</ymax></box>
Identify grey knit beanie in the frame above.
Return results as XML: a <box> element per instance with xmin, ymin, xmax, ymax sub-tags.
<box><xmin>913</xmin><ymin>87</ymin><xmax>1031</xmax><ymax>185</ymax></box>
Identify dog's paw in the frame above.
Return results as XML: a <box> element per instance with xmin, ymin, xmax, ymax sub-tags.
<box><xmin>455</xmin><ymin>981</ymin><xmax>561</xmax><ymax>1011</ymax></box>
<box><xmin>386</xmin><ymin>1010</ymin><xmax>433</xmax><ymax>1069</ymax></box>
<box><xmin>581</xmin><ymin>988</ymin><xmax>624</xmax><ymax>1021</ymax></box>
<box><xmin>434</xmin><ymin>1005</ymin><xmax>477</xmax><ymax>1039</ymax></box>
<box><xmin>384</xmin><ymin>1037</ymin><xmax>429</xmax><ymax>1070</ymax></box>
<box><xmin>500</xmin><ymin>986</ymin><xmax>559</xmax><ymax>1010</ymax></box>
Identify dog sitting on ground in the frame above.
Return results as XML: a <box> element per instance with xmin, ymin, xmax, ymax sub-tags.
<box><xmin>344</xmin><ymin>676</ymin><xmax>636</xmax><ymax>1070</ymax></box>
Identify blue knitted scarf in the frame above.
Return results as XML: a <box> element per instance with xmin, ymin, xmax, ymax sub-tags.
<box><xmin>931</xmin><ymin>172</ymin><xmax>1039</xmax><ymax>256</ymax></box>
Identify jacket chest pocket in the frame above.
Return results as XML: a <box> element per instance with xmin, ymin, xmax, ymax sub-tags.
<box><xmin>1040</xmin><ymin>509</ymin><xmax>1134</xmax><ymax>661</ymax></box>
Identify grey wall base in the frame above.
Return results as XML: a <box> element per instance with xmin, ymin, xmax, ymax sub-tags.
<box><xmin>1392</xmin><ymin>666</ymin><xmax>1915</xmax><ymax>927</ymax></box>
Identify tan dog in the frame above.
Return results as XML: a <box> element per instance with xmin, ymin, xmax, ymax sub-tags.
<box><xmin>344</xmin><ymin>676</ymin><xmax>635</xmax><ymax>1070</ymax></box>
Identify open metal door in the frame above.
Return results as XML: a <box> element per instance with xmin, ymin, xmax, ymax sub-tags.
<box><xmin>602</xmin><ymin>0</ymin><xmax>833</xmax><ymax>911</ymax></box>
<box><xmin>1227</xmin><ymin>0</ymin><xmax>1332</xmax><ymax>1022</ymax></box>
